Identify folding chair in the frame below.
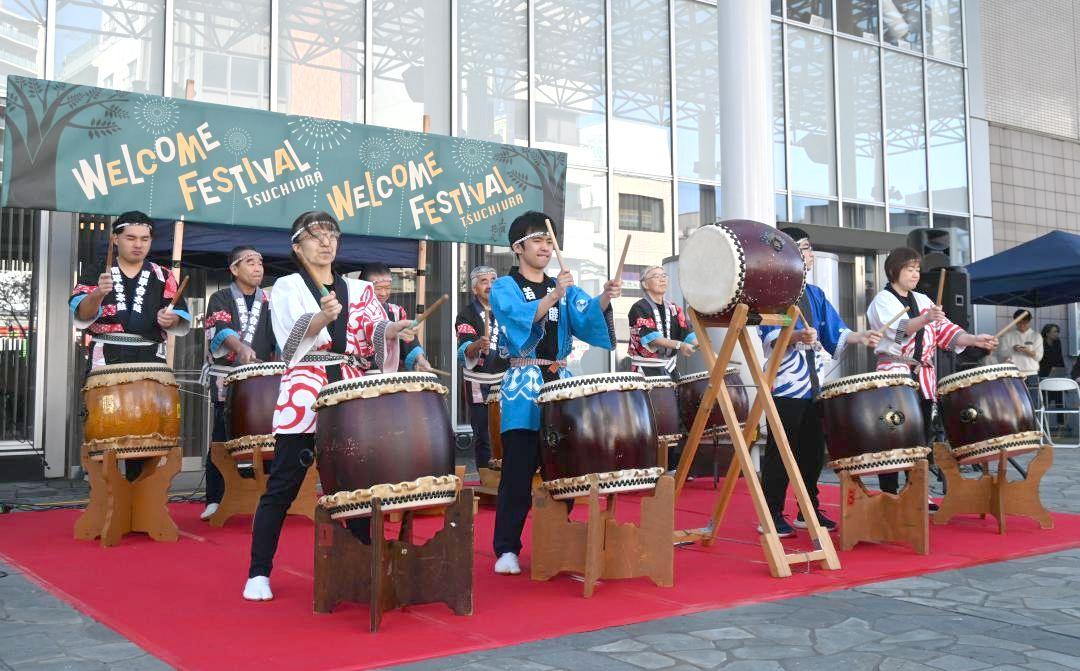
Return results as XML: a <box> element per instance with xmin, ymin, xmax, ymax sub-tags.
<box><xmin>1037</xmin><ymin>378</ymin><xmax>1080</xmax><ymax>449</ymax></box>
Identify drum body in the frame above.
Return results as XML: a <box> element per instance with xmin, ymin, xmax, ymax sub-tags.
<box><xmin>676</xmin><ymin>369</ymin><xmax>748</xmax><ymax>436</ymax></box>
<box><xmin>818</xmin><ymin>372</ymin><xmax>929</xmax><ymax>475</ymax></box>
<box><xmin>678</xmin><ymin>220</ymin><xmax>805</xmax><ymax>321</ymax></box>
<box><xmin>937</xmin><ymin>364</ymin><xmax>1041</xmax><ymax>465</ymax></box>
<box><xmin>645</xmin><ymin>376</ymin><xmax>682</xmax><ymax>442</ymax></box>
<box><xmin>82</xmin><ymin>363</ymin><xmax>180</xmax><ymax>462</ymax></box>
<box><xmin>538</xmin><ymin>373</ymin><xmax>661</xmax><ymax>500</ymax></box>
<box><xmin>486</xmin><ymin>382</ymin><xmax>503</xmax><ymax>467</ymax></box>
<box><xmin>314</xmin><ymin>373</ymin><xmax>458</xmax><ymax>519</ymax></box>
<box><xmin>223</xmin><ymin>362</ymin><xmax>285</xmax><ymax>459</ymax></box>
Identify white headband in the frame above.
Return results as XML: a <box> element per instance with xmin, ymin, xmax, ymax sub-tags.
<box><xmin>513</xmin><ymin>231</ymin><xmax>550</xmax><ymax>248</ymax></box>
<box><xmin>230</xmin><ymin>251</ymin><xmax>263</xmax><ymax>268</ymax></box>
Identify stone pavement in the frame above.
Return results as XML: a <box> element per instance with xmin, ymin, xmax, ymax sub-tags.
<box><xmin>1</xmin><ymin>450</ymin><xmax>1079</xmax><ymax>671</ymax></box>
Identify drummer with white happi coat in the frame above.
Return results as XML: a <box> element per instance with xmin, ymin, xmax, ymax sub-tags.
<box><xmin>200</xmin><ymin>245</ymin><xmax>277</xmax><ymax>520</ymax></box>
<box><xmin>868</xmin><ymin>247</ymin><xmax>998</xmax><ymax>497</ymax></box>
<box><xmin>626</xmin><ymin>265</ymin><xmax>697</xmax><ymax>377</ymax></box>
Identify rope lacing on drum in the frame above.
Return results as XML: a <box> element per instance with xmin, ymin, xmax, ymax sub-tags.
<box><xmin>542</xmin><ymin>373</ymin><xmax>645</xmax><ymax>392</ymax></box>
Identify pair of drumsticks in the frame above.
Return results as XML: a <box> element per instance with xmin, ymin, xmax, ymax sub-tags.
<box><xmin>103</xmin><ymin>238</ymin><xmax>190</xmax><ymax>313</ymax></box>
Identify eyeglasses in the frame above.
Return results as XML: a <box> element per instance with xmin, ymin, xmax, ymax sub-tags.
<box><xmin>643</xmin><ymin>272</ymin><xmax>668</xmax><ymax>282</ymax></box>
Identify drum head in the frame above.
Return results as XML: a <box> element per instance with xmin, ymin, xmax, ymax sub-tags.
<box><xmin>537</xmin><ymin>372</ymin><xmax>646</xmax><ymax>403</ymax></box>
<box><xmin>315</xmin><ymin>372</ymin><xmax>446</xmax><ymax>408</ymax></box>
<box><xmin>817</xmin><ymin>371</ymin><xmax>918</xmax><ymax>400</ymax></box>
<box><xmin>224</xmin><ymin>361</ymin><xmax>287</xmax><ymax>385</ymax></box>
<box><xmin>678</xmin><ymin>225</ymin><xmax>741</xmax><ymax>314</ymax></box>
<box><xmin>83</xmin><ymin>362</ymin><xmax>177</xmax><ymax>390</ymax></box>
<box><xmin>676</xmin><ymin>368</ymin><xmax>740</xmax><ymax>386</ymax></box>
<box><xmin>644</xmin><ymin>375</ymin><xmax>676</xmax><ymax>388</ymax></box>
<box><xmin>937</xmin><ymin>363</ymin><xmax>1023</xmax><ymax>397</ymax></box>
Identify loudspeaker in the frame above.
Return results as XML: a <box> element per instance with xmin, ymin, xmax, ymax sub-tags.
<box><xmin>917</xmin><ymin>266</ymin><xmax>970</xmax><ymax>331</ymax></box>
<box><xmin>906</xmin><ymin>228</ymin><xmax>963</xmax><ymax>271</ymax></box>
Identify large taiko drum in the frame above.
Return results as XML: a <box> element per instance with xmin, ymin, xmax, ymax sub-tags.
<box><xmin>537</xmin><ymin>373</ymin><xmax>662</xmax><ymax>500</ymax></box>
<box><xmin>82</xmin><ymin>363</ymin><xmax>180</xmax><ymax>462</ymax></box>
<box><xmin>486</xmin><ymin>382</ymin><xmax>503</xmax><ymax>469</ymax></box>
<box><xmin>645</xmin><ymin>375</ymin><xmax>682</xmax><ymax>444</ymax></box>
<box><xmin>223</xmin><ymin>362</ymin><xmax>285</xmax><ymax>461</ymax></box>
<box><xmin>818</xmin><ymin>372</ymin><xmax>930</xmax><ymax>476</ymax></box>
<box><xmin>314</xmin><ymin>372</ymin><xmax>458</xmax><ymax>519</ymax></box>
<box><xmin>676</xmin><ymin>368</ymin><xmax>748</xmax><ymax>437</ymax></box>
<box><xmin>937</xmin><ymin>364</ymin><xmax>1042</xmax><ymax>465</ymax></box>
<box><xmin>678</xmin><ymin>220</ymin><xmax>806</xmax><ymax>321</ymax></box>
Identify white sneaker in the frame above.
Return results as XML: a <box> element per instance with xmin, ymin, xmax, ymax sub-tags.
<box><xmin>243</xmin><ymin>576</ymin><xmax>274</xmax><ymax>601</ymax></box>
<box><xmin>494</xmin><ymin>552</ymin><xmax>522</xmax><ymax>575</ymax></box>
<box><xmin>200</xmin><ymin>502</ymin><xmax>220</xmax><ymax>521</ymax></box>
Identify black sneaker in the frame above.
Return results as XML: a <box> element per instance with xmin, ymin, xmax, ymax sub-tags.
<box><xmin>794</xmin><ymin>509</ymin><xmax>838</xmax><ymax>532</ymax></box>
<box><xmin>758</xmin><ymin>514</ymin><xmax>796</xmax><ymax>538</ymax></box>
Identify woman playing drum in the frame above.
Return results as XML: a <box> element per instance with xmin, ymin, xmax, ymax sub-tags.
<box><xmin>868</xmin><ymin>247</ymin><xmax>998</xmax><ymax>496</ymax></box>
<box><xmin>626</xmin><ymin>265</ymin><xmax>697</xmax><ymax>376</ymax></box>
<box><xmin>242</xmin><ymin>211</ymin><xmax>417</xmax><ymax>602</ymax></box>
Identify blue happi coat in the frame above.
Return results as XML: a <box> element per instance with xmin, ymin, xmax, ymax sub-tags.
<box><xmin>490</xmin><ymin>275</ymin><xmax>615</xmax><ymax>432</ymax></box>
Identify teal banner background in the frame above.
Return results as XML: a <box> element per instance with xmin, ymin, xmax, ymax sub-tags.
<box><xmin>1</xmin><ymin>76</ymin><xmax>566</xmax><ymax>245</ymax></box>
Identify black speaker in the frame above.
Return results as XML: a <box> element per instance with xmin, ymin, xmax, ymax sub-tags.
<box><xmin>906</xmin><ymin>228</ymin><xmax>958</xmax><ymax>271</ymax></box>
<box><xmin>917</xmin><ymin>266</ymin><xmax>970</xmax><ymax>331</ymax></box>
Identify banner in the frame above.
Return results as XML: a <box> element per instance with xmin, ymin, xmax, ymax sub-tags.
<box><xmin>1</xmin><ymin>77</ymin><xmax>566</xmax><ymax>246</ymax></box>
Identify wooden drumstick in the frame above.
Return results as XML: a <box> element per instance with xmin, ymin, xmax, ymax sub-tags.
<box><xmin>164</xmin><ymin>276</ymin><xmax>189</xmax><ymax>313</ymax></box>
<box><xmin>425</xmin><ymin>367</ymin><xmax>451</xmax><ymax>377</ymax></box>
<box><xmin>875</xmin><ymin>308</ymin><xmax>909</xmax><ymax>336</ymax></box>
<box><xmin>411</xmin><ymin>293</ymin><xmax>448</xmax><ymax>328</ymax></box>
<box><xmin>994</xmin><ymin>310</ymin><xmax>1030</xmax><ymax>340</ymax></box>
<box><xmin>104</xmin><ymin>234</ymin><xmax>114</xmax><ymax>272</ymax></box>
<box><xmin>614</xmin><ymin>235</ymin><xmax>632</xmax><ymax>282</ymax></box>
<box><xmin>936</xmin><ymin>267</ymin><xmax>947</xmax><ymax>306</ymax></box>
<box><xmin>545</xmin><ymin>218</ymin><xmax>566</xmax><ymax>271</ymax></box>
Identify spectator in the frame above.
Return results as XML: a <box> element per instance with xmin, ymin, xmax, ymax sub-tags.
<box><xmin>1039</xmin><ymin>323</ymin><xmax>1065</xmax><ymax>377</ymax></box>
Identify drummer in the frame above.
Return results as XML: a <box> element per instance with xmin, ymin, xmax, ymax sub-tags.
<box><xmin>200</xmin><ymin>245</ymin><xmax>276</xmax><ymax>521</ymax></box>
<box><xmin>360</xmin><ymin>262</ymin><xmax>434</xmax><ymax>373</ymax></box>
<box><xmin>757</xmin><ymin>227</ymin><xmax>882</xmax><ymax>537</ymax></box>
<box><xmin>868</xmin><ymin>247</ymin><xmax>998</xmax><ymax>498</ymax></box>
<box><xmin>627</xmin><ymin>265</ymin><xmax>697</xmax><ymax>376</ymax></box>
<box><xmin>70</xmin><ymin>211</ymin><xmax>191</xmax><ymax>480</ymax></box>
<box><xmin>489</xmin><ymin>211</ymin><xmax>621</xmax><ymax>576</ymax></box>
<box><xmin>455</xmin><ymin>265</ymin><xmax>509</xmax><ymax>472</ymax></box>
<box><xmin>243</xmin><ymin>211</ymin><xmax>417</xmax><ymax>602</ymax></box>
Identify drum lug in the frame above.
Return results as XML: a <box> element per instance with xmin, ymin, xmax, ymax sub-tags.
<box><xmin>760</xmin><ymin>232</ymin><xmax>785</xmax><ymax>252</ymax></box>
<box><xmin>543</xmin><ymin>427</ymin><xmax>565</xmax><ymax>450</ymax></box>
<box><xmin>879</xmin><ymin>407</ymin><xmax>906</xmax><ymax>431</ymax></box>
<box><xmin>960</xmin><ymin>407</ymin><xmax>981</xmax><ymax>424</ymax></box>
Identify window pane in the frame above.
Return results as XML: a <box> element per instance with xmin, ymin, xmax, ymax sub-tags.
<box><xmin>888</xmin><ymin>207</ymin><xmax>929</xmax><ymax>236</ymax></box>
<box><xmin>278</xmin><ymin>0</ymin><xmax>364</xmax><ymax>120</ymax></box>
<box><xmin>883</xmin><ymin>0</ymin><xmax>922</xmax><ymax>52</ymax></box>
<box><xmin>675</xmin><ymin>0</ymin><xmax>719</xmax><ymax>181</ymax></box>
<box><xmin>791</xmin><ymin>195</ymin><xmax>837</xmax><ymax>226</ymax></box>
<box><xmin>773</xmin><ymin>22</ymin><xmax>786</xmax><ymax>191</ymax></box>
<box><xmin>843</xmin><ymin>203</ymin><xmax>886</xmax><ymax>231</ymax></box>
<box><xmin>926</xmin><ymin>0</ymin><xmax>963</xmax><ymax>62</ymax></box>
<box><xmin>837</xmin><ymin>0</ymin><xmax>878</xmax><ymax>40</ymax></box>
<box><xmin>619</xmin><ymin>194</ymin><xmax>665</xmax><ymax>232</ymax></box>
<box><xmin>885</xmin><ymin>52</ymin><xmax>927</xmax><ymax>208</ymax></box>
<box><xmin>678</xmin><ymin>181</ymin><xmax>718</xmax><ymax>246</ymax></box>
<box><xmin>928</xmin><ymin>63</ymin><xmax>968</xmax><ymax>213</ymax></box>
<box><xmin>787</xmin><ymin>0</ymin><xmax>831</xmax><ymax>29</ymax></box>
<box><xmin>838</xmin><ymin>39</ymin><xmax>883</xmax><ymax>203</ymax></box>
<box><xmin>459</xmin><ymin>0</ymin><xmax>527</xmax><ymax>145</ymax></box>
<box><xmin>775</xmin><ymin>192</ymin><xmax>787</xmax><ymax>221</ymax></box>
<box><xmin>535</xmin><ymin>0</ymin><xmax>606</xmax><ymax>166</ymax></box>
<box><xmin>173</xmin><ymin>0</ymin><xmax>269</xmax><ymax>108</ymax></box>
<box><xmin>372</xmin><ymin>0</ymin><xmax>451</xmax><ymax>133</ymax></box>
<box><xmin>788</xmin><ymin>27</ymin><xmax>836</xmax><ymax>197</ymax></box>
<box><xmin>0</xmin><ymin>0</ymin><xmax>46</xmax><ymax>97</ymax></box>
<box><xmin>934</xmin><ymin>213</ymin><xmax>969</xmax><ymax>265</ymax></box>
<box><xmin>563</xmin><ymin>170</ymin><xmax>610</xmax><ymax>375</ymax></box>
<box><xmin>56</xmin><ymin>0</ymin><xmax>165</xmax><ymax>93</ymax></box>
<box><xmin>771</xmin><ymin>0</ymin><xmax>782</xmax><ymax>17</ymax></box>
<box><xmin>611</xmin><ymin>0</ymin><xmax>671</xmax><ymax>175</ymax></box>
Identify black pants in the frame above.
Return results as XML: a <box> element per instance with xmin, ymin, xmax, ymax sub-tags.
<box><xmin>206</xmin><ymin>401</ymin><xmax>226</xmax><ymax>504</ymax></box>
<box><xmin>762</xmin><ymin>396</ymin><xmax>826</xmax><ymax>517</ymax></box>
<box><xmin>468</xmin><ymin>401</ymin><xmax>491</xmax><ymax>469</ymax></box>
<box><xmin>248</xmin><ymin>433</ymin><xmax>369</xmax><ymax>578</ymax></box>
<box><xmin>493</xmin><ymin>429</ymin><xmax>541</xmax><ymax>557</ymax></box>
<box><xmin>878</xmin><ymin>397</ymin><xmax>936</xmax><ymax>494</ymax></box>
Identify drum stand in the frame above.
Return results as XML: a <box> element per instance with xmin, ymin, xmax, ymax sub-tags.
<box><xmin>933</xmin><ymin>443</ymin><xmax>1054</xmax><ymax>533</ymax></box>
<box><xmin>531</xmin><ymin>474</ymin><xmax>675</xmax><ymax>598</ymax></box>
<box><xmin>672</xmin><ymin>304</ymin><xmax>841</xmax><ymax>578</ymax></box>
<box><xmin>74</xmin><ymin>445</ymin><xmax>181</xmax><ymax>547</ymax></box>
<box><xmin>207</xmin><ymin>442</ymin><xmax>318</xmax><ymax>527</ymax></box>
<box><xmin>313</xmin><ymin>490</ymin><xmax>475</xmax><ymax>632</ymax></box>
<box><xmin>838</xmin><ymin>463</ymin><xmax>930</xmax><ymax>554</ymax></box>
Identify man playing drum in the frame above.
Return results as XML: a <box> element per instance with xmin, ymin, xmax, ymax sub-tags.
<box><xmin>456</xmin><ymin>265</ymin><xmax>509</xmax><ymax>473</ymax></box>
<box><xmin>627</xmin><ymin>265</ymin><xmax>697</xmax><ymax>376</ymax></box>
<box><xmin>243</xmin><ymin>211</ymin><xmax>418</xmax><ymax>602</ymax></box>
<box><xmin>868</xmin><ymin>247</ymin><xmax>998</xmax><ymax>499</ymax></box>
<box><xmin>489</xmin><ymin>211</ymin><xmax>622</xmax><ymax>576</ymax></box>
<box><xmin>757</xmin><ymin>227</ymin><xmax>882</xmax><ymax>537</ymax></box>
<box><xmin>201</xmin><ymin>245</ymin><xmax>277</xmax><ymax>520</ymax></box>
<box><xmin>360</xmin><ymin>262</ymin><xmax>434</xmax><ymax>373</ymax></box>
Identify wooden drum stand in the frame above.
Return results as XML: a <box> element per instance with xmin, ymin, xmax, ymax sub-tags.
<box><xmin>207</xmin><ymin>441</ymin><xmax>318</xmax><ymax>526</ymax></box>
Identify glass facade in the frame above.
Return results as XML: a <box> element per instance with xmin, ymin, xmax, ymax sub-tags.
<box><xmin>0</xmin><ymin>0</ymin><xmax>972</xmax><ymax>432</ymax></box>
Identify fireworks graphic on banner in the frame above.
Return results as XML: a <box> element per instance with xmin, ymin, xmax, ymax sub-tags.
<box><xmin>133</xmin><ymin>95</ymin><xmax>179</xmax><ymax>135</ymax></box>
<box><xmin>452</xmin><ymin>138</ymin><xmax>492</xmax><ymax>175</ymax></box>
<box><xmin>223</xmin><ymin>127</ymin><xmax>252</xmax><ymax>156</ymax></box>
<box><xmin>287</xmin><ymin>116</ymin><xmax>352</xmax><ymax>152</ymax></box>
<box><xmin>389</xmin><ymin>128</ymin><xmax>425</xmax><ymax>155</ymax></box>
<box><xmin>358</xmin><ymin>137</ymin><xmax>392</xmax><ymax>170</ymax></box>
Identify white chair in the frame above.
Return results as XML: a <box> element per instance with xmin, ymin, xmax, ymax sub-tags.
<box><xmin>1037</xmin><ymin>378</ymin><xmax>1080</xmax><ymax>448</ymax></box>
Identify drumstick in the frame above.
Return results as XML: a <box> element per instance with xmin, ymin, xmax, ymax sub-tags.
<box><xmin>935</xmin><ymin>268</ymin><xmax>947</xmax><ymax>306</ymax></box>
<box><xmin>104</xmin><ymin>235</ymin><xmax>114</xmax><ymax>272</ymax></box>
<box><xmin>875</xmin><ymin>308</ymin><xmax>909</xmax><ymax>336</ymax></box>
<box><xmin>545</xmin><ymin>218</ymin><xmax>566</xmax><ymax>271</ymax></box>
<box><xmin>614</xmin><ymin>235</ymin><xmax>632</xmax><ymax>282</ymax></box>
<box><xmin>994</xmin><ymin>310</ymin><xmax>1030</xmax><ymax>340</ymax></box>
<box><xmin>164</xmin><ymin>276</ymin><xmax>189</xmax><ymax>313</ymax></box>
<box><xmin>411</xmin><ymin>294</ymin><xmax>448</xmax><ymax>328</ymax></box>
<box><xmin>425</xmin><ymin>367</ymin><xmax>451</xmax><ymax>377</ymax></box>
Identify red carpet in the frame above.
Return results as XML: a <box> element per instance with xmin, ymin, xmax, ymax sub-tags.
<box><xmin>2</xmin><ymin>480</ymin><xmax>1079</xmax><ymax>671</ymax></box>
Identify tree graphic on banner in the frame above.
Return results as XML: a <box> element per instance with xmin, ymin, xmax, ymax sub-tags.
<box><xmin>4</xmin><ymin>78</ymin><xmax>131</xmax><ymax>206</ymax></box>
<box><xmin>493</xmin><ymin>145</ymin><xmax>567</xmax><ymax>225</ymax></box>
